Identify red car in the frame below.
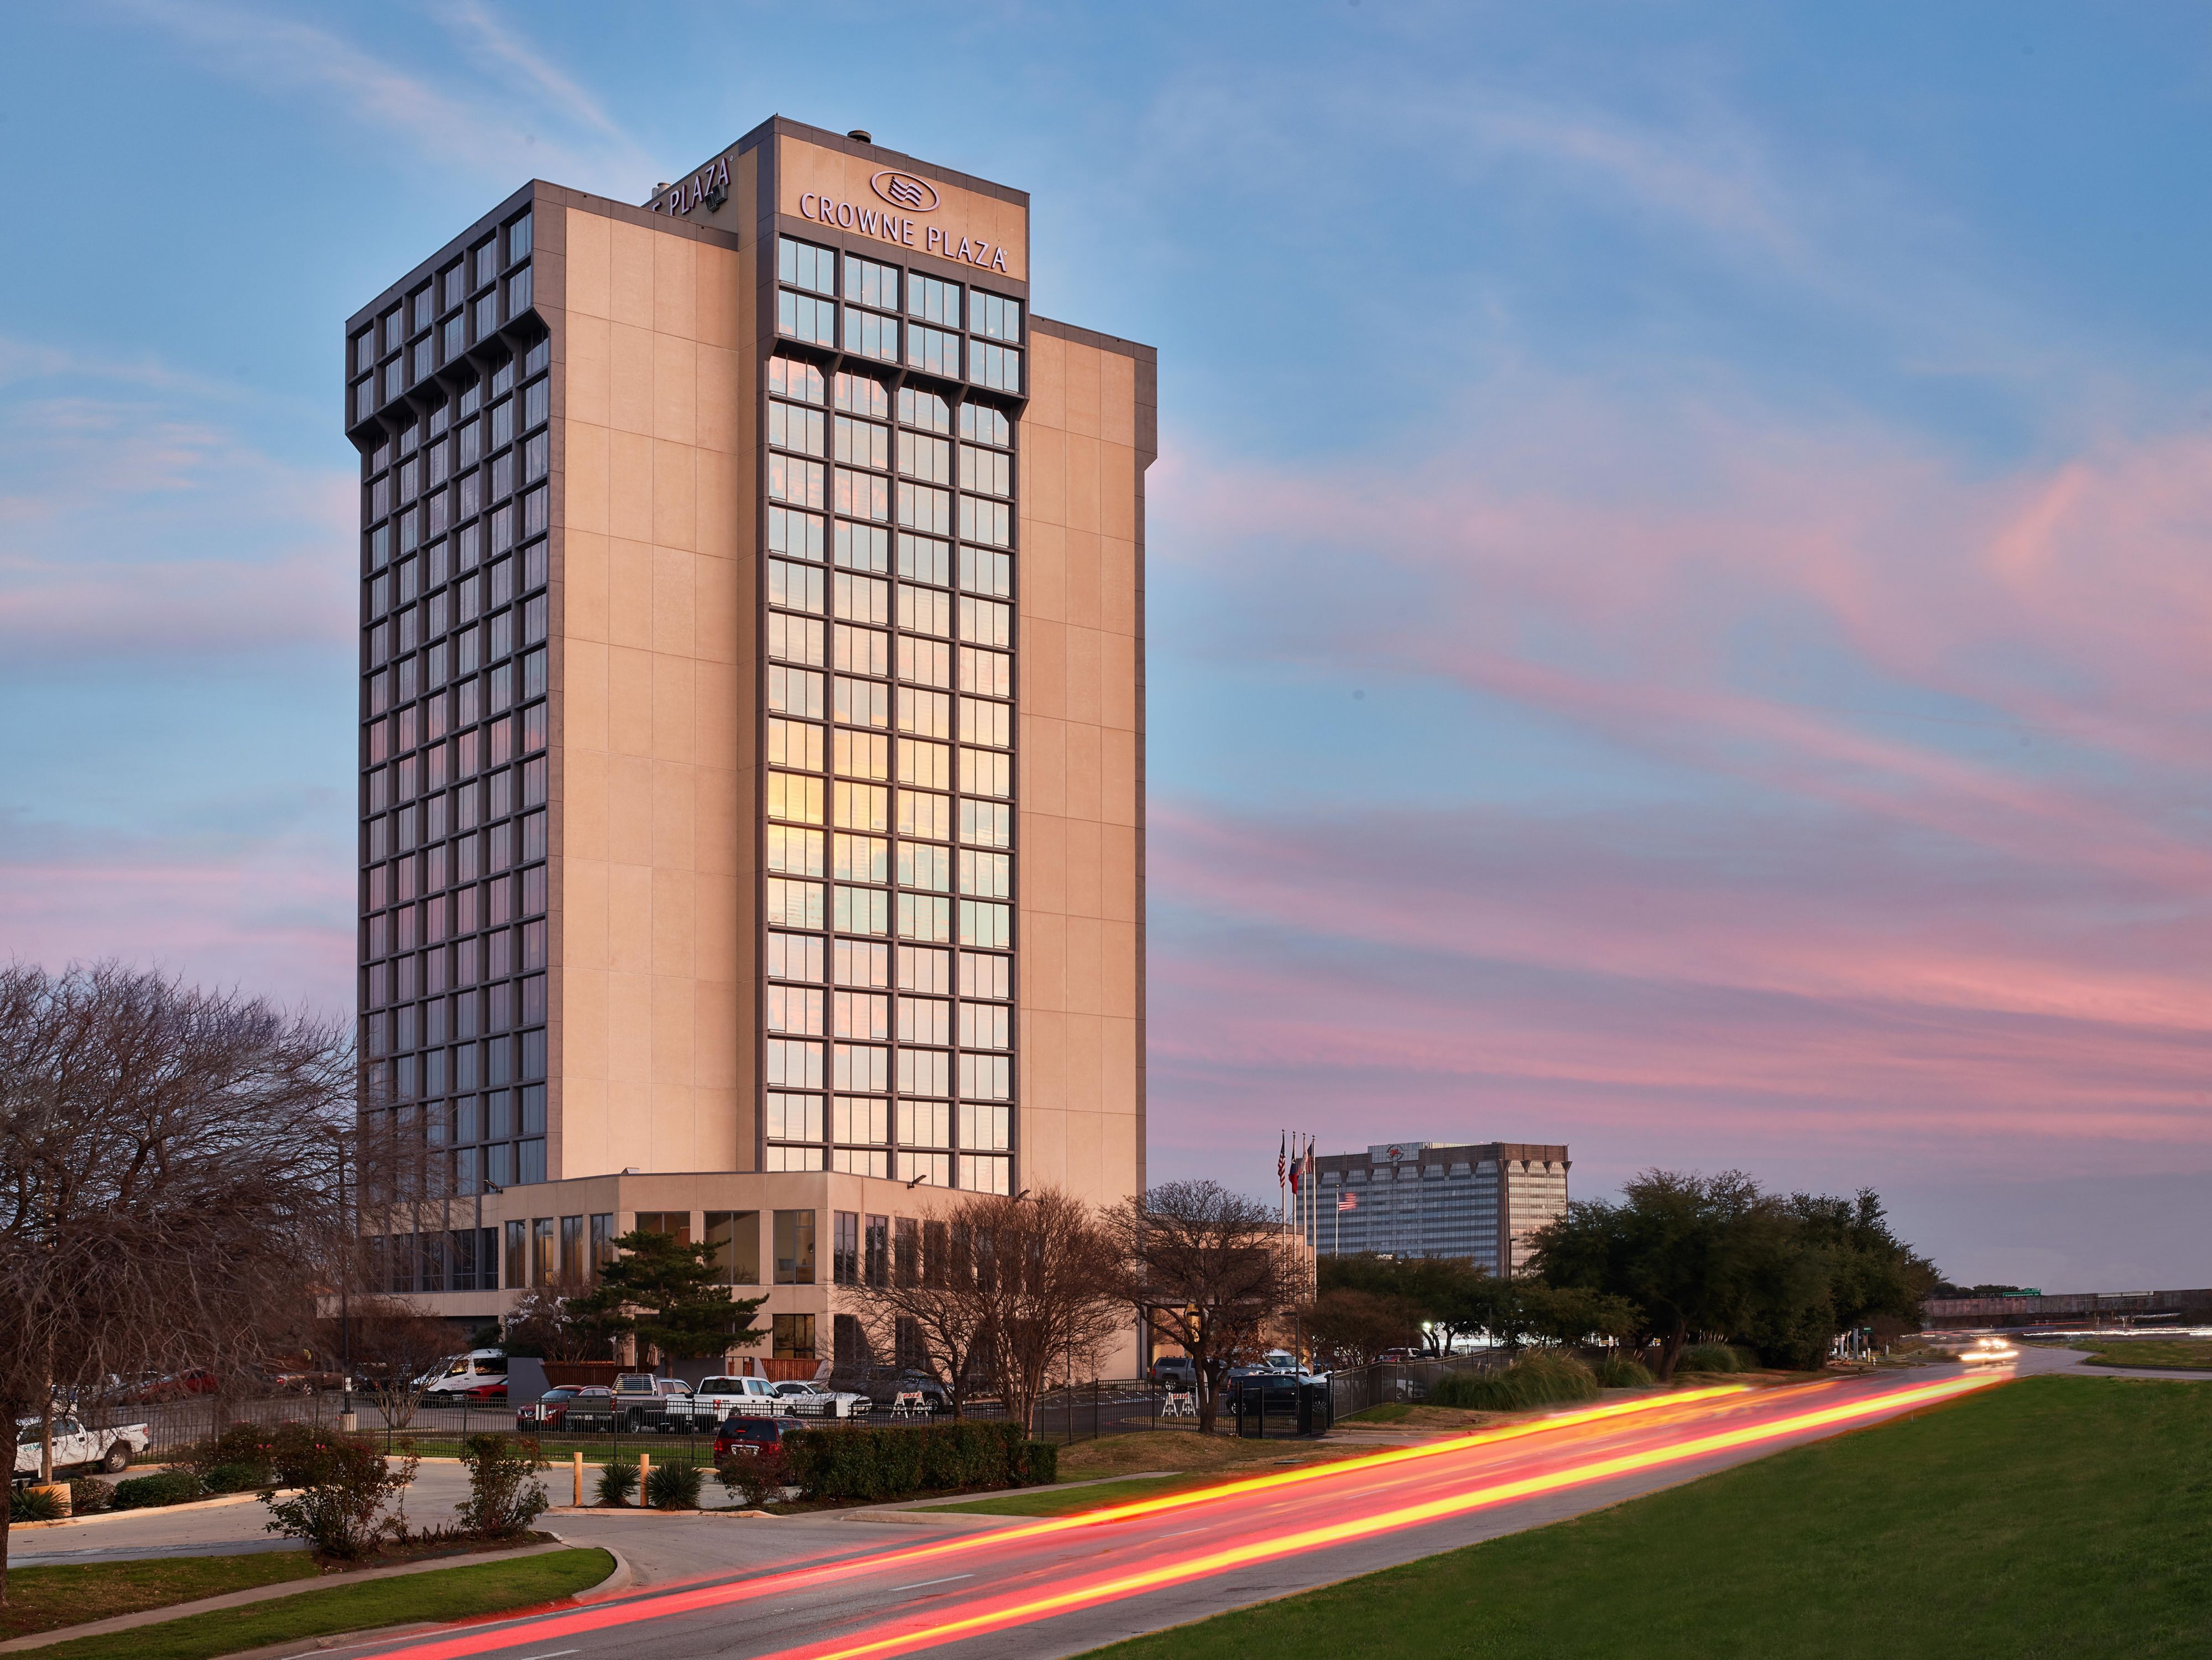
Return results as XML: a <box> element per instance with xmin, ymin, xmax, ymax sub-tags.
<box><xmin>714</xmin><ymin>1416</ymin><xmax>795</xmax><ymax>1460</ymax></box>
<box><xmin>120</xmin><ymin>1368</ymin><xmax>220</xmax><ymax>1404</ymax></box>
<box><xmin>460</xmin><ymin>1380</ymin><xmax>508</xmax><ymax>1403</ymax></box>
<box><xmin>517</xmin><ymin>1385</ymin><xmax>607</xmax><ymax>1431</ymax></box>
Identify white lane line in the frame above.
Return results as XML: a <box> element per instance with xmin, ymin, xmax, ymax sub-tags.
<box><xmin>515</xmin><ymin>1651</ymin><xmax>580</xmax><ymax>1659</ymax></box>
<box><xmin>889</xmin><ymin>1573</ymin><xmax>977</xmax><ymax>1593</ymax></box>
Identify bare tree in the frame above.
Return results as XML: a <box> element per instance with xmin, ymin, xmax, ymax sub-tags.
<box><xmin>841</xmin><ymin>1190</ymin><xmax>1123</xmax><ymax>1430</ymax></box>
<box><xmin>0</xmin><ymin>962</ymin><xmax>353</xmax><ymax>1605</ymax></box>
<box><xmin>968</xmin><ymin>1190</ymin><xmax>1125</xmax><ymax>1437</ymax></box>
<box><xmin>502</xmin><ymin>1278</ymin><xmax>614</xmax><ymax>1364</ymax></box>
<box><xmin>333</xmin><ymin>1298</ymin><xmax>462</xmax><ymax>1430</ymax></box>
<box><xmin>1103</xmin><ymin>1181</ymin><xmax>1300</xmax><ymax>1433</ymax></box>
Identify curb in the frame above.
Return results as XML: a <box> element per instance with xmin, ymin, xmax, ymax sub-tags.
<box><xmin>8</xmin><ymin>1489</ymin><xmax>304</xmax><ymax>1532</ymax></box>
<box><xmin>0</xmin><ymin>1539</ymin><xmax>578</xmax><ymax>1653</ymax></box>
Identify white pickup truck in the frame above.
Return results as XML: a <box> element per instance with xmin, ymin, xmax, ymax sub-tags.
<box><xmin>15</xmin><ymin>1414</ymin><xmax>147</xmax><ymax>1478</ymax></box>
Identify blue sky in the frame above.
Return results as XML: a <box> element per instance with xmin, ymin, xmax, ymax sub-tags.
<box><xmin>6</xmin><ymin>2</ymin><xmax>2211</xmax><ymax>1286</ymax></box>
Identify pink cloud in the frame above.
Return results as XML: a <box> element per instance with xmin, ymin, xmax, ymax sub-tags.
<box><xmin>1142</xmin><ymin>395</ymin><xmax>2212</xmax><ymax>1194</ymax></box>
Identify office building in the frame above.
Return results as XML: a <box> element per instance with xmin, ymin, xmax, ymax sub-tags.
<box><xmin>1307</xmin><ymin>1142</ymin><xmax>1569</xmax><ymax>1275</ymax></box>
<box><xmin>343</xmin><ymin>117</ymin><xmax>1151</xmax><ymax>1371</ymax></box>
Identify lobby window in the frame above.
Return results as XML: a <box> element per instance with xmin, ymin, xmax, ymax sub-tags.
<box><xmin>833</xmin><ymin>1210</ymin><xmax>859</xmax><ymax>1286</ymax></box>
<box><xmin>589</xmin><ymin>1212</ymin><xmax>616</xmax><ymax>1274</ymax></box>
<box><xmin>705</xmin><ymin>1210</ymin><xmax>761</xmax><ymax>1284</ymax></box>
<box><xmin>559</xmin><ymin>1214</ymin><xmax>585</xmax><ymax>1282</ymax></box>
<box><xmin>865</xmin><ymin>1213</ymin><xmax>889</xmax><ymax>1286</ymax></box>
<box><xmin>774</xmin><ymin>1209</ymin><xmax>817</xmax><ymax>1284</ymax></box>
<box><xmin>771</xmin><ymin>1313</ymin><xmax>817</xmax><ymax>1360</ymax></box>
<box><xmin>503</xmin><ymin>1219</ymin><xmax>525</xmax><ymax>1289</ymax></box>
<box><xmin>634</xmin><ymin>1210</ymin><xmax>691</xmax><ymax>1243</ymax></box>
<box><xmin>531</xmin><ymin>1216</ymin><xmax>554</xmax><ymax>1284</ymax></box>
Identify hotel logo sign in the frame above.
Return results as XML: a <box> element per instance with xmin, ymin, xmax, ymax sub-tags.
<box><xmin>799</xmin><ymin>180</ymin><xmax>1010</xmax><ymax>274</ymax></box>
<box><xmin>870</xmin><ymin>170</ymin><xmax>940</xmax><ymax>213</ymax></box>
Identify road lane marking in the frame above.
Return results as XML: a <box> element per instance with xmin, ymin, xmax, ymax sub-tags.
<box><xmin>887</xmin><ymin>1574</ymin><xmax>974</xmax><ymax>1593</ymax></box>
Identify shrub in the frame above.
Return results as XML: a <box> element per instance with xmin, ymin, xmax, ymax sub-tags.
<box><xmin>456</xmin><ymin>1433</ymin><xmax>550</xmax><ymax>1539</ymax></box>
<box><xmin>9</xmin><ymin>1486</ymin><xmax>65</xmax><ymax>1523</ymax></box>
<box><xmin>1679</xmin><ymin>1344</ymin><xmax>1759</xmax><ymax>1374</ymax></box>
<box><xmin>646</xmin><ymin>1460</ymin><xmax>703</xmax><ymax>1510</ymax></box>
<box><xmin>205</xmin><ymin>1461</ymin><xmax>272</xmax><ymax>1494</ymax></box>
<box><xmin>718</xmin><ymin>1445</ymin><xmax>794</xmax><ymax>1510</ymax></box>
<box><xmin>595</xmin><ymin>1459</ymin><xmax>639</xmax><ymax>1508</ymax></box>
<box><xmin>70</xmin><ymin>1476</ymin><xmax>116</xmax><ymax>1515</ymax></box>
<box><xmin>783</xmin><ymin>1422</ymin><xmax>1037</xmax><ymax>1502</ymax></box>
<box><xmin>1595</xmin><ymin>1355</ymin><xmax>1656</xmax><ymax>1388</ymax></box>
<box><xmin>1018</xmin><ymin>1441</ymin><xmax>1057</xmax><ymax>1487</ymax></box>
<box><xmin>260</xmin><ymin>1435</ymin><xmax>418</xmax><ymax>1559</ymax></box>
<box><xmin>1428</xmin><ymin>1351</ymin><xmax>1600</xmax><ymax>1412</ymax></box>
<box><xmin>114</xmin><ymin>1470</ymin><xmax>207</xmax><ymax>1509</ymax></box>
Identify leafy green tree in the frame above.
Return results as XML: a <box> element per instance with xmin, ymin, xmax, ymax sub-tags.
<box><xmin>568</xmin><ymin>1229</ymin><xmax>768</xmax><ymax>1366</ymax></box>
<box><xmin>1529</xmin><ymin>1170</ymin><xmax>1787</xmax><ymax>1381</ymax></box>
<box><xmin>1301</xmin><ymin>1288</ymin><xmax>1423</xmax><ymax>1368</ymax></box>
<box><xmin>1319</xmin><ymin>1253</ymin><xmax>1496</xmax><ymax>1352</ymax></box>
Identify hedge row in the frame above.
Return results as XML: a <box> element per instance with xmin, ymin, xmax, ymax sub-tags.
<box><xmin>783</xmin><ymin>1422</ymin><xmax>1057</xmax><ymax>1501</ymax></box>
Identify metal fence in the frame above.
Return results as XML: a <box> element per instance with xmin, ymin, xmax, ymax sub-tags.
<box><xmin>1326</xmin><ymin>1350</ymin><xmax>1511</xmax><ymax>1422</ymax></box>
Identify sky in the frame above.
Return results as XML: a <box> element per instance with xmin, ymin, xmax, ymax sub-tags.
<box><xmin>3</xmin><ymin>2</ymin><xmax>2210</xmax><ymax>1289</ymax></box>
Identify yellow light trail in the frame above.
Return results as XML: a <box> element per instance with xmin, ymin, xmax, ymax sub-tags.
<box><xmin>775</xmin><ymin>1372</ymin><xmax>1995</xmax><ymax>1660</ymax></box>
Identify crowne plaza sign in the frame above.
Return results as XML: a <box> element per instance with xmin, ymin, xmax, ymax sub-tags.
<box><xmin>799</xmin><ymin>170</ymin><xmax>1011</xmax><ymax>274</ymax></box>
<box><xmin>780</xmin><ymin>140</ymin><xmax>1026</xmax><ymax>282</ymax></box>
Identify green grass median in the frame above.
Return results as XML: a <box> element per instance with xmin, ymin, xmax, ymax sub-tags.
<box><xmin>1083</xmin><ymin>1376</ymin><xmax>2212</xmax><ymax>1659</ymax></box>
<box><xmin>28</xmin><ymin>1547</ymin><xmax>613</xmax><ymax>1660</ymax></box>
<box><xmin>2070</xmin><ymin>1338</ymin><xmax>2212</xmax><ymax>1371</ymax></box>
<box><xmin>0</xmin><ymin>1553</ymin><xmax>321</xmax><ymax>1642</ymax></box>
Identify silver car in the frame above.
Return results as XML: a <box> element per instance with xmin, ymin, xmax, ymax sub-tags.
<box><xmin>771</xmin><ymin>1380</ymin><xmax>868</xmax><ymax>1419</ymax></box>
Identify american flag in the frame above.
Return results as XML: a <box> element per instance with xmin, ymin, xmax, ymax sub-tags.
<box><xmin>1276</xmin><ymin>1133</ymin><xmax>1286</xmax><ymax>1187</ymax></box>
<box><xmin>1338</xmin><ymin>1191</ymin><xmax>1358</xmax><ymax>1213</ymax></box>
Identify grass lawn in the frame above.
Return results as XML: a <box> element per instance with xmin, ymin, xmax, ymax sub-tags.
<box><xmin>1082</xmin><ymin>1377</ymin><xmax>2212</xmax><ymax>1659</ymax></box>
<box><xmin>0</xmin><ymin>1553</ymin><xmax>321</xmax><ymax>1641</ymax></box>
<box><xmin>28</xmin><ymin>1547</ymin><xmax>612</xmax><ymax>1660</ymax></box>
<box><xmin>1341</xmin><ymin>1402</ymin><xmax>1510</xmax><ymax>1430</ymax></box>
<box><xmin>1056</xmin><ymin>1429</ymin><xmax>1358</xmax><ymax>1484</ymax></box>
<box><xmin>2072</xmin><ymin>1339</ymin><xmax>2212</xmax><ymax>1371</ymax></box>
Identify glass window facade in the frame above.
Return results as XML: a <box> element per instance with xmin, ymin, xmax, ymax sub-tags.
<box><xmin>352</xmin><ymin>209</ymin><xmax>547</xmax><ymax>1208</ymax></box>
<box><xmin>764</xmin><ymin>236</ymin><xmax>1022</xmax><ymax>1196</ymax></box>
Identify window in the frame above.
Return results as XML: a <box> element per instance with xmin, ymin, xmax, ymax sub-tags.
<box><xmin>770</xmin><ymin>506</ymin><xmax>826</xmax><ymax>561</ymax></box>
<box><xmin>959</xmin><ymin>402</ymin><xmax>1012</xmax><ymax>447</ymax></box>
<box><xmin>958</xmin><ymin>444</ymin><xmax>1011</xmax><ymax>498</ymax></box>
<box><xmin>769</xmin><ymin>400</ymin><xmax>826</xmax><ymax>456</ymax></box>
<box><xmin>531</xmin><ymin>1216</ymin><xmax>554</xmax><ymax>1286</ymax></box>
<box><xmin>906</xmin><ymin>322</ymin><xmax>960</xmax><ymax>378</ymax></box>
<box><xmin>834</xmin><ymin>414</ymin><xmax>889</xmax><ymax>468</ymax></box>
<box><xmin>899</xmin><ymin>387</ymin><xmax>951</xmax><ymax>434</ymax></box>
<box><xmin>908</xmin><ymin>274</ymin><xmax>962</xmax><ymax>329</ymax></box>
<box><xmin>843</xmin><ymin>255</ymin><xmax>899</xmax><ymax>313</ymax></box>
<box><xmin>508</xmin><ymin>212</ymin><xmax>533</xmax><ymax>262</ymax></box>
<box><xmin>560</xmin><ymin>1215</ymin><xmax>585</xmax><ymax>1281</ymax></box>
<box><xmin>772</xmin><ymin>1313</ymin><xmax>817</xmax><ymax>1359</ymax></box>
<box><xmin>778</xmin><ymin>236</ymin><xmax>837</xmax><ymax>296</ymax></box>
<box><xmin>970</xmin><ymin>341</ymin><xmax>1021</xmax><ymax>393</ymax></box>
<box><xmin>767</xmin><ymin>1090</ymin><xmax>824</xmax><ymax>1141</ymax></box>
<box><xmin>766</xmin><ymin>1034</ymin><xmax>823</xmax><ymax>1085</ymax></box>
<box><xmin>705</xmin><ymin>1210</ymin><xmax>760</xmax><ymax>1284</ymax></box>
<box><xmin>843</xmin><ymin>309</ymin><xmax>898</xmax><ymax>363</ymax></box>
<box><xmin>834</xmin><ymin>1210</ymin><xmax>860</xmax><ymax>1286</ymax></box>
<box><xmin>590</xmin><ymin>1213</ymin><xmax>616</xmax><ymax>1272</ymax></box>
<box><xmin>898</xmin><ymin>431</ymin><xmax>951</xmax><ymax>484</ymax></box>
<box><xmin>770</xmin><ymin>355</ymin><xmax>826</xmax><ymax>404</ymax></box>
<box><xmin>865</xmin><ymin>1214</ymin><xmax>890</xmax><ymax>1286</ymax></box>
<box><xmin>504</xmin><ymin>1219</ymin><xmax>525</xmax><ymax>1288</ymax></box>
<box><xmin>774</xmin><ymin>1210</ymin><xmax>817</xmax><ymax>1284</ymax></box>
<box><xmin>780</xmin><ymin>291</ymin><xmax>834</xmax><ymax>346</ymax></box>
<box><xmin>971</xmin><ymin>290</ymin><xmax>1022</xmax><ymax>343</ymax></box>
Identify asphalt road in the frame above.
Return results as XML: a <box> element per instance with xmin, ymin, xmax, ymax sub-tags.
<box><xmin>336</xmin><ymin>1365</ymin><xmax>2008</xmax><ymax>1660</ymax></box>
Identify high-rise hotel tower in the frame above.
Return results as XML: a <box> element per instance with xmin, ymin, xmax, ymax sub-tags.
<box><xmin>345</xmin><ymin>119</ymin><xmax>1151</xmax><ymax>1370</ymax></box>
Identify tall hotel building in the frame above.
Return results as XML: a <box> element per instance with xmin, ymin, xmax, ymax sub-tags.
<box><xmin>345</xmin><ymin>119</ymin><xmax>1151</xmax><ymax>1370</ymax></box>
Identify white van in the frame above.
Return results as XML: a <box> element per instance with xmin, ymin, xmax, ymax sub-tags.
<box><xmin>419</xmin><ymin>1349</ymin><xmax>508</xmax><ymax>1396</ymax></box>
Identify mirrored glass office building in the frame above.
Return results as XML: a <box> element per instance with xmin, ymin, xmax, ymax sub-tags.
<box><xmin>1308</xmin><ymin>1142</ymin><xmax>1570</xmax><ymax>1275</ymax></box>
<box><xmin>343</xmin><ymin>118</ymin><xmax>1151</xmax><ymax>1369</ymax></box>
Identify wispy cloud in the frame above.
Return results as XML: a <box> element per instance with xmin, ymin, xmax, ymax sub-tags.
<box><xmin>108</xmin><ymin>0</ymin><xmax>655</xmax><ymax>196</ymax></box>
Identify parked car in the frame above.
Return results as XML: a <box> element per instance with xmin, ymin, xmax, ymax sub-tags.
<box><xmin>842</xmin><ymin>1366</ymin><xmax>951</xmax><ymax>1413</ymax></box>
<box><xmin>419</xmin><ymin>1350</ymin><xmax>508</xmax><ymax>1398</ymax></box>
<box><xmin>772</xmin><ymin>1380</ymin><xmax>867</xmax><ymax>1418</ymax></box>
<box><xmin>115</xmin><ymin>1368</ymin><xmax>218</xmax><ymax>1405</ymax></box>
<box><xmin>517</xmin><ymin>1385</ymin><xmax>611</xmax><ymax>1431</ymax></box>
<box><xmin>561</xmin><ymin>1375</ymin><xmax>718</xmax><ymax>1433</ymax></box>
<box><xmin>15</xmin><ymin>1415</ymin><xmax>148</xmax><ymax>1478</ymax></box>
<box><xmin>1149</xmin><ymin>1356</ymin><xmax>1198</xmax><ymax>1388</ymax></box>
<box><xmin>459</xmin><ymin>1380</ymin><xmax>508</xmax><ymax>1403</ymax></box>
<box><xmin>714</xmin><ymin>1416</ymin><xmax>797</xmax><ymax>1460</ymax></box>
